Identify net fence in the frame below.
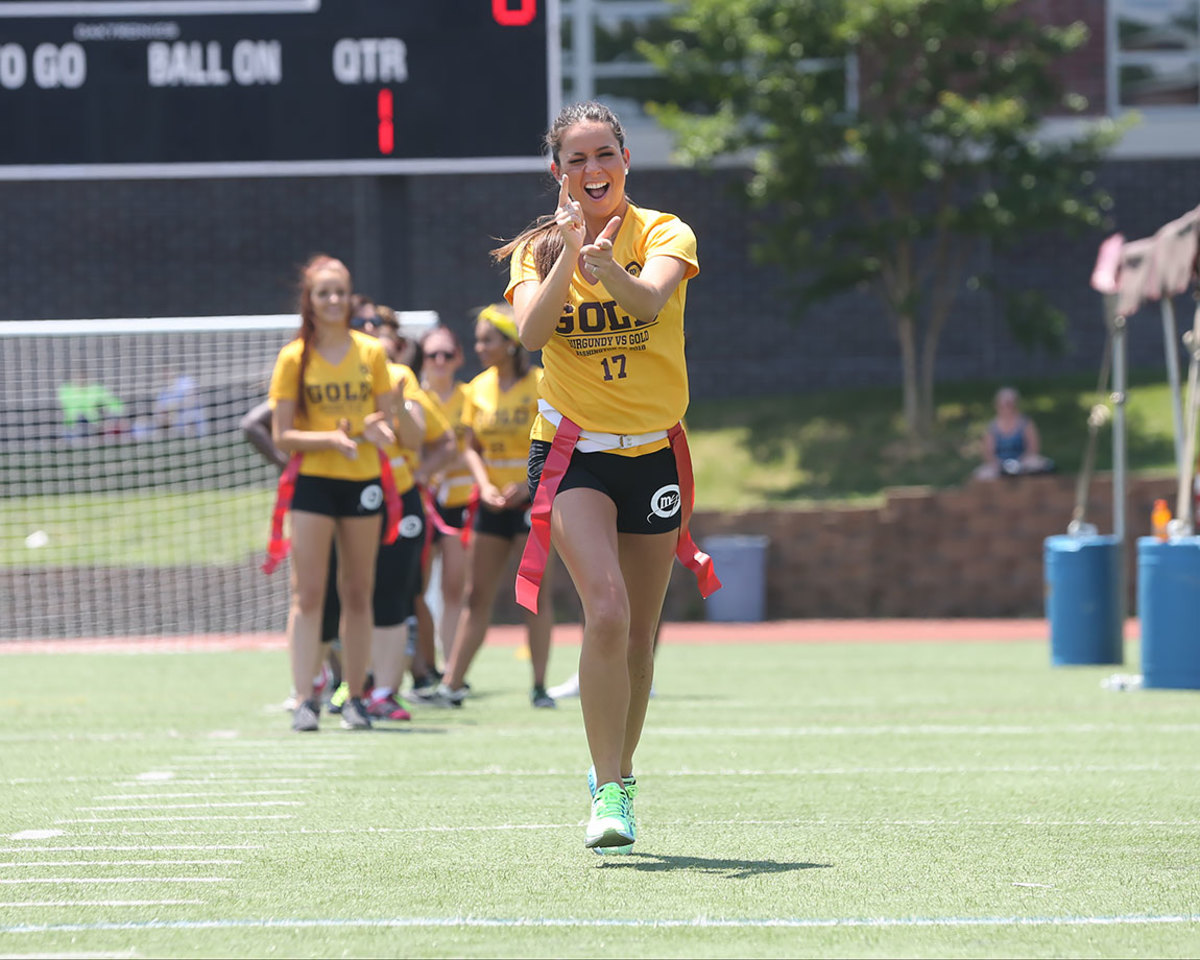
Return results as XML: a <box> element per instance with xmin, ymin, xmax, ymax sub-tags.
<box><xmin>0</xmin><ymin>313</ymin><xmax>433</xmax><ymax>641</ymax></box>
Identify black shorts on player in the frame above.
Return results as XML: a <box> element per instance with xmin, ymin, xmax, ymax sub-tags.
<box><xmin>527</xmin><ymin>441</ymin><xmax>682</xmax><ymax>535</ymax></box>
<box><xmin>431</xmin><ymin>500</ymin><xmax>468</xmax><ymax>542</ymax></box>
<box><xmin>373</xmin><ymin>486</ymin><xmax>425</xmax><ymax>627</ymax></box>
<box><xmin>291</xmin><ymin>474</ymin><xmax>385</xmax><ymax>518</ymax></box>
<box><xmin>473</xmin><ymin>502</ymin><xmax>531</xmax><ymax>539</ymax></box>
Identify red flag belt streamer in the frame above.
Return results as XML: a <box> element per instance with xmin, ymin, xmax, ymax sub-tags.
<box><xmin>515</xmin><ymin>417</ymin><xmax>721</xmax><ymax>614</ymax></box>
<box><xmin>460</xmin><ymin>487</ymin><xmax>480</xmax><ymax>547</ymax></box>
<box><xmin>514</xmin><ymin>419</ymin><xmax>580</xmax><ymax>613</ymax></box>
<box><xmin>421</xmin><ymin>485</ymin><xmax>460</xmax><ymax>538</ymax></box>
<box><xmin>666</xmin><ymin>422</ymin><xmax>721</xmax><ymax>599</ymax></box>
<box><xmin>262</xmin><ymin>454</ymin><xmax>301</xmax><ymax>574</ymax></box>
<box><xmin>379</xmin><ymin>452</ymin><xmax>401</xmax><ymax>546</ymax></box>
<box><xmin>262</xmin><ymin>449</ymin><xmax>400</xmax><ymax>574</ymax></box>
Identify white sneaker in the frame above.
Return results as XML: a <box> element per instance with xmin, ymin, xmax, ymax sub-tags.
<box><xmin>547</xmin><ymin>673</ymin><xmax>580</xmax><ymax>699</ymax></box>
<box><xmin>426</xmin><ymin>682</ymin><xmax>466</xmax><ymax>708</ymax></box>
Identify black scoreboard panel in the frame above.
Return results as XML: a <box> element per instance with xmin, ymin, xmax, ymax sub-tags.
<box><xmin>0</xmin><ymin>0</ymin><xmax>554</xmax><ymax>176</ymax></box>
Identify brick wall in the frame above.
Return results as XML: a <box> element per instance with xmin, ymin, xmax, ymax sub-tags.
<box><xmin>645</xmin><ymin>471</ymin><xmax>1179</xmax><ymax>621</ymax></box>
<box><xmin>481</xmin><ymin>471</ymin><xmax>1179</xmax><ymax>625</ymax></box>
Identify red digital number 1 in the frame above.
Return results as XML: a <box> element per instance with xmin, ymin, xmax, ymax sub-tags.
<box><xmin>492</xmin><ymin>0</ymin><xmax>536</xmax><ymax>26</ymax></box>
<box><xmin>377</xmin><ymin>89</ymin><xmax>394</xmax><ymax>155</ymax></box>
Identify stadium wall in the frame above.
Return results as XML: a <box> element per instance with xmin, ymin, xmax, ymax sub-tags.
<box><xmin>1</xmin><ymin>158</ymin><xmax>1197</xmax><ymax>402</ymax></box>
<box><xmin>671</xmin><ymin>472</ymin><xmax>1176</xmax><ymax>621</ymax></box>
<box><xmin>469</xmin><ymin>472</ymin><xmax>1174</xmax><ymax>625</ymax></box>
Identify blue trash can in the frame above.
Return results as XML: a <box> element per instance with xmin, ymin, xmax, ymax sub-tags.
<box><xmin>1137</xmin><ymin>536</ymin><xmax>1200</xmax><ymax>690</ymax></box>
<box><xmin>1044</xmin><ymin>534</ymin><xmax>1123</xmax><ymax>666</ymax></box>
<box><xmin>702</xmin><ymin>535</ymin><xmax>769</xmax><ymax>622</ymax></box>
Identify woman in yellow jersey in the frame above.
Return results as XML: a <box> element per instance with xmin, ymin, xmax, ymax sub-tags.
<box><xmin>493</xmin><ymin>102</ymin><xmax>720</xmax><ymax>851</ymax></box>
<box><xmin>358</xmin><ymin>323</ymin><xmax>454</xmax><ymax>722</ymax></box>
<box><xmin>267</xmin><ymin>255</ymin><xmax>397</xmax><ymax>733</ymax></box>
<box><xmin>417</xmin><ymin>323</ymin><xmax>473</xmax><ymax>668</ymax></box>
<box><xmin>431</xmin><ymin>303</ymin><xmax>557</xmax><ymax>709</ymax></box>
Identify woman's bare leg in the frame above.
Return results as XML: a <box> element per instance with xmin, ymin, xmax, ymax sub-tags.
<box><xmin>334</xmin><ymin>514</ymin><xmax>382</xmax><ymax>699</ymax></box>
<box><xmin>551</xmin><ymin>488</ymin><xmax>628</xmax><ymax>790</ymax></box>
<box><xmin>287</xmin><ymin>511</ymin><xmax>336</xmax><ymax>701</ymax></box>
<box><xmin>441</xmin><ymin>531</ymin><xmax>513</xmax><ymax>691</ymax></box>
<box><xmin>523</xmin><ymin>541</ymin><xmax>555</xmax><ymax>689</ymax></box>
<box><xmin>436</xmin><ymin>535</ymin><xmax>467</xmax><ymax>663</ymax></box>
<box><xmin>617</xmin><ymin>531</ymin><xmax>676</xmax><ymax>777</ymax></box>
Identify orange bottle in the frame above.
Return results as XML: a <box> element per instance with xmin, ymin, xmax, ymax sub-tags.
<box><xmin>1152</xmin><ymin>499</ymin><xmax>1171</xmax><ymax>541</ymax></box>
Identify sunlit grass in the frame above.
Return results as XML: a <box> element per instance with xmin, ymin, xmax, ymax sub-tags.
<box><xmin>688</xmin><ymin>369</ymin><xmax>1180</xmax><ymax>510</ymax></box>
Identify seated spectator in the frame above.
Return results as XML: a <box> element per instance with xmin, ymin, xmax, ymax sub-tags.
<box><xmin>154</xmin><ymin>370</ymin><xmax>208</xmax><ymax>437</ymax></box>
<box><xmin>974</xmin><ymin>386</ymin><xmax>1054</xmax><ymax>480</ymax></box>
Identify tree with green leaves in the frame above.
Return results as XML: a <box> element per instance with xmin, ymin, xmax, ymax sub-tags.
<box><xmin>640</xmin><ymin>0</ymin><xmax>1124</xmax><ymax>441</ymax></box>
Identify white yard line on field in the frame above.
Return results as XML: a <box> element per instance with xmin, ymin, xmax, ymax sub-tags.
<box><xmin>498</xmin><ymin>723</ymin><xmax>1200</xmax><ymax>737</ymax></box>
<box><xmin>0</xmin><ymin>950</ymin><xmax>141</xmax><ymax>959</ymax></box>
<box><xmin>55</xmin><ymin>815</ymin><xmax>295</xmax><ymax>824</ymax></box>
<box><xmin>0</xmin><ymin>860</ymin><xmax>241</xmax><ymax>867</ymax></box>
<box><xmin>0</xmin><ymin>846</ymin><xmax>262</xmax><ymax>853</ymax></box>
<box><xmin>3</xmin><ymin>914</ymin><xmax>1200</xmax><ymax>935</ymax></box>
<box><xmin>0</xmin><ymin>877</ymin><xmax>231</xmax><ymax>885</ymax></box>
<box><xmin>75</xmin><ymin>802</ymin><xmax>301</xmax><ymax>811</ymax></box>
<box><xmin>376</xmin><ymin>763</ymin><xmax>1200</xmax><ymax>777</ymax></box>
<box><xmin>0</xmin><ymin>900</ymin><xmax>203</xmax><ymax>906</ymax></box>
<box><xmin>91</xmin><ymin>791</ymin><xmax>301</xmax><ymax>800</ymax></box>
<box><xmin>50</xmin><ymin>817</ymin><xmax>1200</xmax><ymax>837</ymax></box>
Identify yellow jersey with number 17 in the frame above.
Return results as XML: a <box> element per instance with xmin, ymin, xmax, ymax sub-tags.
<box><xmin>505</xmin><ymin>202</ymin><xmax>698</xmax><ymax>450</ymax></box>
<box><xmin>268</xmin><ymin>330</ymin><xmax>392</xmax><ymax>481</ymax></box>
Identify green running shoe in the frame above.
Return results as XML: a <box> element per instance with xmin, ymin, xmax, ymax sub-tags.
<box><xmin>585</xmin><ymin>781</ymin><xmax>635</xmax><ymax>850</ymax></box>
<box><xmin>328</xmin><ymin>681</ymin><xmax>350</xmax><ymax>715</ymax></box>
<box><xmin>587</xmin><ymin>766</ymin><xmax>636</xmax><ymax>855</ymax></box>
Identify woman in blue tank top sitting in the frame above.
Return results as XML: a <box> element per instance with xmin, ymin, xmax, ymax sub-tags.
<box><xmin>974</xmin><ymin>386</ymin><xmax>1054</xmax><ymax>480</ymax></box>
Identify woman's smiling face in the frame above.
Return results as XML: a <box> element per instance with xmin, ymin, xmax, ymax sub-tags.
<box><xmin>309</xmin><ymin>266</ymin><xmax>351</xmax><ymax>328</ymax></box>
<box><xmin>555</xmin><ymin>120</ymin><xmax>629</xmax><ymax>224</ymax></box>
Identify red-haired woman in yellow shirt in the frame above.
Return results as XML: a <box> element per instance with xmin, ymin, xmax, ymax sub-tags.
<box><xmin>268</xmin><ymin>255</ymin><xmax>396</xmax><ymax>733</ymax></box>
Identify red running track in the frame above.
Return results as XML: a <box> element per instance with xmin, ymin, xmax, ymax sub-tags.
<box><xmin>0</xmin><ymin>619</ymin><xmax>1142</xmax><ymax>655</ymax></box>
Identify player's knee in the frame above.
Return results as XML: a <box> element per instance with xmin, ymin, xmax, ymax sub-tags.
<box><xmin>339</xmin><ymin>581</ymin><xmax>373</xmax><ymax>613</ymax></box>
<box><xmin>582</xmin><ymin>592</ymin><xmax>630</xmax><ymax>648</ymax></box>
<box><xmin>293</xmin><ymin>583</ymin><xmax>327</xmax><ymax>616</ymax></box>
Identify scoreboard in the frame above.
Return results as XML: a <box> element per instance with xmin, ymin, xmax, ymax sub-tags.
<box><xmin>0</xmin><ymin>0</ymin><xmax>558</xmax><ymax>178</ymax></box>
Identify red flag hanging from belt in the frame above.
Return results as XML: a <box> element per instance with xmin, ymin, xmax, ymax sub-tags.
<box><xmin>515</xmin><ymin>416</ymin><xmax>721</xmax><ymax>613</ymax></box>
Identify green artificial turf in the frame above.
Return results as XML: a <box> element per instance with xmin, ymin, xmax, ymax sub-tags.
<box><xmin>1</xmin><ymin>635</ymin><xmax>1198</xmax><ymax>958</ymax></box>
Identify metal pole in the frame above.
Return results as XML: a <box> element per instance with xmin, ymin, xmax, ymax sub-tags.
<box><xmin>1162</xmin><ymin>297</ymin><xmax>1185</xmax><ymax>469</ymax></box>
<box><xmin>575</xmin><ymin>0</ymin><xmax>595</xmax><ymax>102</ymax></box>
<box><xmin>1174</xmin><ymin>291</ymin><xmax>1200</xmax><ymax>534</ymax></box>
<box><xmin>1112</xmin><ymin>312</ymin><xmax>1128</xmax><ymax>632</ymax></box>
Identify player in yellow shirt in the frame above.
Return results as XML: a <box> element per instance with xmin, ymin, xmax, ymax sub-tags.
<box><xmin>359</xmin><ymin>331</ymin><xmax>455</xmax><ymax>722</ymax></box>
<box><xmin>430</xmin><ymin>303</ymin><xmax>557</xmax><ymax>709</ymax></box>
<box><xmin>267</xmin><ymin>255</ymin><xmax>397</xmax><ymax>733</ymax></box>
<box><xmin>493</xmin><ymin>102</ymin><xmax>720</xmax><ymax>851</ymax></box>
<box><xmin>418</xmin><ymin>324</ymin><xmax>474</xmax><ymax>670</ymax></box>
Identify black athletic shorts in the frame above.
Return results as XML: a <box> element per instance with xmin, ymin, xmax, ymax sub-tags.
<box><xmin>431</xmin><ymin>499</ymin><xmax>469</xmax><ymax>543</ymax></box>
<box><xmin>473</xmin><ymin>501</ymin><xmax>532</xmax><ymax>539</ymax></box>
<box><xmin>527</xmin><ymin>441</ymin><xmax>681</xmax><ymax>535</ymax></box>
<box><xmin>373</xmin><ymin>485</ymin><xmax>425</xmax><ymax>627</ymax></box>
<box><xmin>318</xmin><ymin>486</ymin><xmax>424</xmax><ymax>635</ymax></box>
<box><xmin>291</xmin><ymin>474</ymin><xmax>384</xmax><ymax>518</ymax></box>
